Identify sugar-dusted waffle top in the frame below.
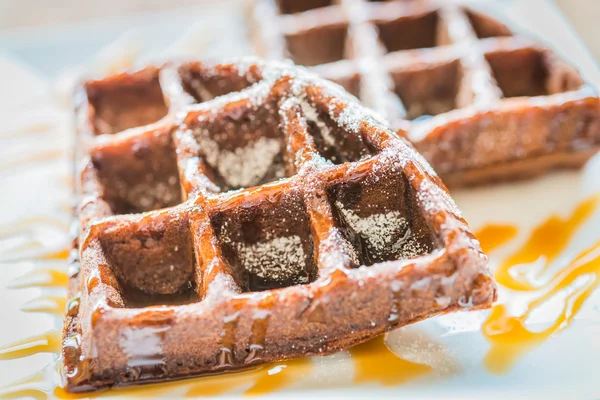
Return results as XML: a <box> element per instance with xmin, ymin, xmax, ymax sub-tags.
<box><xmin>64</xmin><ymin>59</ymin><xmax>496</xmax><ymax>391</ymax></box>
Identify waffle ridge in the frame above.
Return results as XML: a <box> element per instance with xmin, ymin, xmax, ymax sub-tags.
<box><xmin>249</xmin><ymin>0</ymin><xmax>600</xmax><ymax>186</ymax></box>
<box><xmin>65</xmin><ymin>58</ymin><xmax>496</xmax><ymax>391</ymax></box>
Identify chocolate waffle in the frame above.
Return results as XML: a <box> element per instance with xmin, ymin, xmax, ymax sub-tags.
<box><xmin>249</xmin><ymin>0</ymin><xmax>600</xmax><ymax>186</ymax></box>
<box><xmin>65</xmin><ymin>59</ymin><xmax>496</xmax><ymax>392</ymax></box>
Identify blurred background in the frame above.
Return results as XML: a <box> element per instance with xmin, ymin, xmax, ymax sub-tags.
<box><xmin>0</xmin><ymin>0</ymin><xmax>598</xmax><ymax>78</ymax></box>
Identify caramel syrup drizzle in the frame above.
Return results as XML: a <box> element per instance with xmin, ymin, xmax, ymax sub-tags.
<box><xmin>494</xmin><ymin>196</ymin><xmax>598</xmax><ymax>291</ymax></box>
<box><xmin>477</xmin><ymin>196</ymin><xmax>600</xmax><ymax>374</ymax></box>
<box><xmin>185</xmin><ymin>357</ymin><xmax>313</xmax><ymax>398</ymax></box>
<box><xmin>474</xmin><ymin>223</ymin><xmax>519</xmax><ymax>254</ymax></box>
<box><xmin>39</xmin><ymin>249</ymin><xmax>71</xmax><ymax>261</ymax></box>
<box><xmin>350</xmin><ymin>335</ymin><xmax>432</xmax><ymax>386</ymax></box>
<box><xmin>0</xmin><ymin>363</ymin><xmax>59</xmax><ymax>400</ymax></box>
<box><xmin>8</xmin><ymin>266</ymin><xmax>69</xmax><ymax>289</ymax></box>
<box><xmin>0</xmin><ymin>216</ymin><xmax>70</xmax><ymax>262</ymax></box>
<box><xmin>20</xmin><ymin>296</ymin><xmax>67</xmax><ymax>316</ymax></box>
<box><xmin>0</xmin><ymin>357</ymin><xmax>311</xmax><ymax>399</ymax></box>
<box><xmin>0</xmin><ymin>330</ymin><xmax>61</xmax><ymax>361</ymax></box>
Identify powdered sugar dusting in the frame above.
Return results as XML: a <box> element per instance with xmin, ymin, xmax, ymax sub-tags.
<box><xmin>235</xmin><ymin>235</ymin><xmax>308</xmax><ymax>282</ymax></box>
<box><xmin>333</xmin><ymin>97</ymin><xmax>391</xmax><ymax>136</ymax></box>
<box><xmin>301</xmin><ymin>101</ymin><xmax>334</xmax><ymax>146</ymax></box>
<box><xmin>319</xmin><ymin>228</ymin><xmax>360</xmax><ymax>269</ymax></box>
<box><xmin>110</xmin><ymin>177</ymin><xmax>178</xmax><ymax>213</ymax></box>
<box><xmin>335</xmin><ymin>201</ymin><xmax>426</xmax><ymax>260</ymax></box>
<box><xmin>196</xmin><ymin>133</ymin><xmax>283</xmax><ymax>189</ymax></box>
<box><xmin>278</xmin><ymin>97</ymin><xmax>332</xmax><ymax>171</ymax></box>
<box><xmin>417</xmin><ymin>179</ymin><xmax>462</xmax><ymax>218</ymax></box>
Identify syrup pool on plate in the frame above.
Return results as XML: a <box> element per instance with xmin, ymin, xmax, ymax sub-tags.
<box><xmin>476</xmin><ymin>196</ymin><xmax>600</xmax><ymax>374</ymax></box>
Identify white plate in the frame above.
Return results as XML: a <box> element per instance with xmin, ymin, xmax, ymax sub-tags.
<box><xmin>0</xmin><ymin>0</ymin><xmax>599</xmax><ymax>398</ymax></box>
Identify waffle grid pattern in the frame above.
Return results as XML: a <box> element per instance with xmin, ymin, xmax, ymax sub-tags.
<box><xmin>250</xmin><ymin>0</ymin><xmax>600</xmax><ymax>186</ymax></box>
<box><xmin>64</xmin><ymin>59</ymin><xmax>495</xmax><ymax>391</ymax></box>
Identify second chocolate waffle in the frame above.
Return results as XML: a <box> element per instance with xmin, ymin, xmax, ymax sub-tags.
<box><xmin>249</xmin><ymin>0</ymin><xmax>600</xmax><ymax>186</ymax></box>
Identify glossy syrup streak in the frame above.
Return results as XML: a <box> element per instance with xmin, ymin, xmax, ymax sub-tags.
<box><xmin>20</xmin><ymin>296</ymin><xmax>67</xmax><ymax>316</ymax></box>
<box><xmin>8</xmin><ymin>267</ymin><xmax>69</xmax><ymax>289</ymax></box>
<box><xmin>0</xmin><ymin>216</ymin><xmax>70</xmax><ymax>263</ymax></box>
<box><xmin>474</xmin><ymin>223</ymin><xmax>519</xmax><ymax>254</ymax></box>
<box><xmin>0</xmin><ymin>330</ymin><xmax>62</xmax><ymax>361</ymax></box>
<box><xmin>350</xmin><ymin>336</ymin><xmax>432</xmax><ymax>386</ymax></box>
<box><xmin>494</xmin><ymin>197</ymin><xmax>599</xmax><ymax>291</ymax></box>
<box><xmin>476</xmin><ymin>196</ymin><xmax>600</xmax><ymax>374</ymax></box>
